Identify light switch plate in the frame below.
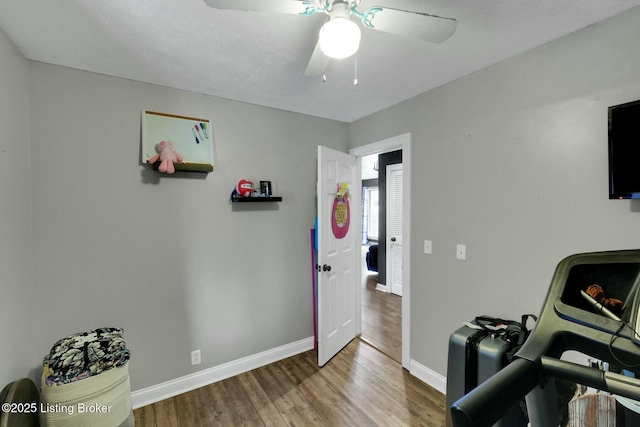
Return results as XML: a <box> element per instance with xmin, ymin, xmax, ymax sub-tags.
<box><xmin>424</xmin><ymin>240</ymin><xmax>432</xmax><ymax>254</ymax></box>
<box><xmin>456</xmin><ymin>244</ymin><xmax>466</xmax><ymax>260</ymax></box>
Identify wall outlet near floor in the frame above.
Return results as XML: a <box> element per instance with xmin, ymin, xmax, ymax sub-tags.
<box><xmin>191</xmin><ymin>349</ymin><xmax>201</xmax><ymax>366</ymax></box>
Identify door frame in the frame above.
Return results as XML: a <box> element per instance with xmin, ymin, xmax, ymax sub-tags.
<box><xmin>350</xmin><ymin>133</ymin><xmax>411</xmax><ymax>369</ymax></box>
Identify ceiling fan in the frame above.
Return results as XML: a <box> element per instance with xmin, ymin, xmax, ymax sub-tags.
<box><xmin>203</xmin><ymin>0</ymin><xmax>458</xmax><ymax>77</ymax></box>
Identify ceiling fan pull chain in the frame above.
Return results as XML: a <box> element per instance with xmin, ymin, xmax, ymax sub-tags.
<box><xmin>322</xmin><ymin>51</ymin><xmax>328</xmax><ymax>82</ymax></box>
<box><xmin>353</xmin><ymin>53</ymin><xmax>358</xmax><ymax>86</ymax></box>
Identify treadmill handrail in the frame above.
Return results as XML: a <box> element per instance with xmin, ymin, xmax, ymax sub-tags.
<box><xmin>451</xmin><ymin>356</ymin><xmax>640</xmax><ymax>427</ymax></box>
<box><xmin>451</xmin><ymin>358</ymin><xmax>539</xmax><ymax>427</ymax></box>
<box><xmin>541</xmin><ymin>356</ymin><xmax>640</xmax><ymax>401</ymax></box>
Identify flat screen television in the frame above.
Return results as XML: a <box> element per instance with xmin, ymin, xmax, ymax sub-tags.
<box><xmin>609</xmin><ymin>99</ymin><xmax>640</xmax><ymax>199</ymax></box>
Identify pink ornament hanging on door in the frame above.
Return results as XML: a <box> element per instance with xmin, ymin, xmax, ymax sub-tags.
<box><xmin>332</xmin><ymin>182</ymin><xmax>350</xmax><ymax>239</ymax></box>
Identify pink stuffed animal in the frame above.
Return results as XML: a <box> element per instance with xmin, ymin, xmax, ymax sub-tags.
<box><xmin>147</xmin><ymin>141</ymin><xmax>183</xmax><ymax>174</ymax></box>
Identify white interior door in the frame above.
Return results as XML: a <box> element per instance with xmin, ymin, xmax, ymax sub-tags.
<box><xmin>317</xmin><ymin>146</ymin><xmax>359</xmax><ymax>366</ymax></box>
<box><xmin>386</xmin><ymin>164</ymin><xmax>403</xmax><ymax>296</ymax></box>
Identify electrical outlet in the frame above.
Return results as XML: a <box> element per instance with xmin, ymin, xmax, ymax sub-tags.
<box><xmin>456</xmin><ymin>244</ymin><xmax>466</xmax><ymax>260</ymax></box>
<box><xmin>191</xmin><ymin>349</ymin><xmax>201</xmax><ymax>366</ymax></box>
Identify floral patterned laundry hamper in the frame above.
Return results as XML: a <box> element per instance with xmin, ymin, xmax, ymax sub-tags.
<box><xmin>39</xmin><ymin>327</ymin><xmax>133</xmax><ymax>427</ymax></box>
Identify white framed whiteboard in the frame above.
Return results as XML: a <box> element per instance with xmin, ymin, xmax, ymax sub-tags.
<box><xmin>141</xmin><ymin>111</ymin><xmax>214</xmax><ymax>173</ymax></box>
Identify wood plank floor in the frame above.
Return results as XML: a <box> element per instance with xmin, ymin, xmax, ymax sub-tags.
<box><xmin>134</xmin><ymin>339</ymin><xmax>446</xmax><ymax>426</ymax></box>
<box><xmin>361</xmin><ymin>272</ymin><xmax>402</xmax><ymax>363</ymax></box>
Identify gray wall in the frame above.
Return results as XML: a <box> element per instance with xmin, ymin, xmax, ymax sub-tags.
<box><xmin>1</xmin><ymin>58</ymin><xmax>349</xmax><ymax>391</ymax></box>
<box><xmin>349</xmin><ymin>6</ymin><xmax>640</xmax><ymax>377</ymax></box>
<box><xmin>0</xmin><ymin>29</ymin><xmax>34</xmax><ymax>384</ymax></box>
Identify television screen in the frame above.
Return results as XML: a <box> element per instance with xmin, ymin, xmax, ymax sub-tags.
<box><xmin>609</xmin><ymin>99</ymin><xmax>640</xmax><ymax>199</ymax></box>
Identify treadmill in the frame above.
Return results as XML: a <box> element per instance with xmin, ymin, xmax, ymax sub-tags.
<box><xmin>451</xmin><ymin>250</ymin><xmax>640</xmax><ymax>427</ymax></box>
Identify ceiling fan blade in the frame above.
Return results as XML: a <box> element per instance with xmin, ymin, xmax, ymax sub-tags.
<box><xmin>203</xmin><ymin>0</ymin><xmax>323</xmax><ymax>15</ymax></box>
<box><xmin>362</xmin><ymin>7</ymin><xmax>458</xmax><ymax>43</ymax></box>
<box><xmin>304</xmin><ymin>40</ymin><xmax>328</xmax><ymax>77</ymax></box>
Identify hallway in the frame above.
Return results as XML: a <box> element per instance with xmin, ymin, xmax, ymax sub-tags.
<box><xmin>361</xmin><ymin>250</ymin><xmax>402</xmax><ymax>363</ymax></box>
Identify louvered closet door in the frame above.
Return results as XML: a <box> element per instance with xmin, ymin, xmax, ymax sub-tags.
<box><xmin>386</xmin><ymin>164</ymin><xmax>403</xmax><ymax>296</ymax></box>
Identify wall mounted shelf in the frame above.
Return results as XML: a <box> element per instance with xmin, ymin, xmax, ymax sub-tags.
<box><xmin>151</xmin><ymin>160</ymin><xmax>213</xmax><ymax>173</ymax></box>
<box><xmin>230</xmin><ymin>196</ymin><xmax>282</xmax><ymax>203</ymax></box>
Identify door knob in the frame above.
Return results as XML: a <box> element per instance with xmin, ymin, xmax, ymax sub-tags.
<box><xmin>391</xmin><ymin>237</ymin><xmax>396</xmax><ymax>242</ymax></box>
<box><xmin>322</xmin><ymin>264</ymin><xmax>332</xmax><ymax>272</ymax></box>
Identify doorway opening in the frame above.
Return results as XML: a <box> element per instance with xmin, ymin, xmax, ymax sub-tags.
<box><xmin>350</xmin><ymin>133</ymin><xmax>412</xmax><ymax>369</ymax></box>
<box><xmin>360</xmin><ymin>153</ymin><xmax>402</xmax><ymax>362</ymax></box>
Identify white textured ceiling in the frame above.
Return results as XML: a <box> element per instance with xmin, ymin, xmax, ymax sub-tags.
<box><xmin>1</xmin><ymin>0</ymin><xmax>639</xmax><ymax>122</ymax></box>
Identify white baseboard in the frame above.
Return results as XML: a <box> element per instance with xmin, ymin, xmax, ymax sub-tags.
<box><xmin>375</xmin><ymin>282</ymin><xmax>388</xmax><ymax>292</ymax></box>
<box><xmin>131</xmin><ymin>336</ymin><xmax>314</xmax><ymax>409</ymax></box>
<box><xmin>410</xmin><ymin>359</ymin><xmax>447</xmax><ymax>395</ymax></box>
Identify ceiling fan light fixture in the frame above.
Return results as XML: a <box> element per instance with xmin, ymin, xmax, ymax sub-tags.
<box><xmin>319</xmin><ymin>16</ymin><xmax>361</xmax><ymax>59</ymax></box>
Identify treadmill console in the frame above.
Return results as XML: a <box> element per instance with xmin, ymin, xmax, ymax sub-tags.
<box><xmin>556</xmin><ymin>260</ymin><xmax>640</xmax><ymax>342</ymax></box>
